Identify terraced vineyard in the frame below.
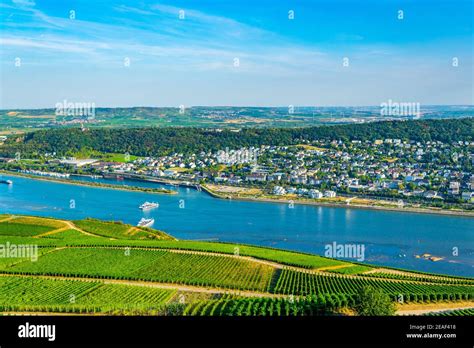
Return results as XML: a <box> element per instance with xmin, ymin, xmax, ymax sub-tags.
<box><xmin>0</xmin><ymin>276</ymin><xmax>101</xmax><ymax>312</ymax></box>
<box><xmin>0</xmin><ymin>222</ymin><xmax>53</xmax><ymax>237</ymax></box>
<box><xmin>0</xmin><ymin>216</ymin><xmax>65</xmax><ymax>237</ymax></box>
<box><xmin>73</xmin><ymin>218</ymin><xmax>174</xmax><ymax>240</ymax></box>
<box><xmin>361</xmin><ymin>272</ymin><xmax>474</xmax><ymax>285</ymax></box>
<box><xmin>0</xmin><ymin>247</ymin><xmax>54</xmax><ymax>270</ymax></box>
<box><xmin>4</xmin><ymin>247</ymin><xmax>275</xmax><ymax>291</ymax></box>
<box><xmin>0</xmin><ymin>276</ymin><xmax>176</xmax><ymax>314</ymax></box>
<box><xmin>0</xmin><ymin>215</ymin><xmax>473</xmax><ymax>316</ymax></box>
<box><xmin>274</xmin><ymin>269</ymin><xmax>474</xmax><ymax>302</ymax></box>
<box><xmin>427</xmin><ymin>308</ymin><xmax>474</xmax><ymax>316</ymax></box>
<box><xmin>74</xmin><ymin>284</ymin><xmax>176</xmax><ymax>314</ymax></box>
<box><xmin>183</xmin><ymin>295</ymin><xmax>347</xmax><ymax>316</ymax></box>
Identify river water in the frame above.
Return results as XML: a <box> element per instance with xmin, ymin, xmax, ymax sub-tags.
<box><xmin>0</xmin><ymin>174</ymin><xmax>472</xmax><ymax>277</ymax></box>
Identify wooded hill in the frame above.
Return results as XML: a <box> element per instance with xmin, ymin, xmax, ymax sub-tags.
<box><xmin>1</xmin><ymin>118</ymin><xmax>472</xmax><ymax>157</ymax></box>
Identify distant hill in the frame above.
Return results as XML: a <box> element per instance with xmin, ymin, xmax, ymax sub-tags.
<box><xmin>1</xmin><ymin>105</ymin><xmax>473</xmax><ymax>133</ymax></box>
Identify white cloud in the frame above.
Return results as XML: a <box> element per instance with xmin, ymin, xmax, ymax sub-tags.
<box><xmin>12</xmin><ymin>0</ymin><xmax>35</xmax><ymax>7</ymax></box>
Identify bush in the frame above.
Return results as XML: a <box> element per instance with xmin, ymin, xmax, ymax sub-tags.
<box><xmin>354</xmin><ymin>286</ymin><xmax>396</xmax><ymax>316</ymax></box>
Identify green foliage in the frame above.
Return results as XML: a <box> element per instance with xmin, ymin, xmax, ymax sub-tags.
<box><xmin>73</xmin><ymin>218</ymin><xmax>173</xmax><ymax>240</ymax></box>
<box><xmin>427</xmin><ymin>308</ymin><xmax>474</xmax><ymax>316</ymax></box>
<box><xmin>0</xmin><ymin>276</ymin><xmax>175</xmax><ymax>314</ymax></box>
<box><xmin>5</xmin><ymin>247</ymin><xmax>275</xmax><ymax>291</ymax></box>
<box><xmin>0</xmin><ymin>222</ymin><xmax>53</xmax><ymax>236</ymax></box>
<box><xmin>326</xmin><ymin>265</ymin><xmax>373</xmax><ymax>275</ymax></box>
<box><xmin>354</xmin><ymin>286</ymin><xmax>396</xmax><ymax>316</ymax></box>
<box><xmin>3</xmin><ymin>118</ymin><xmax>473</xmax><ymax>158</ymax></box>
<box><xmin>273</xmin><ymin>269</ymin><xmax>474</xmax><ymax>301</ymax></box>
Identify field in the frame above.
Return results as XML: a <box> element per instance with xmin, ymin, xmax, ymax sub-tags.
<box><xmin>0</xmin><ymin>215</ymin><xmax>472</xmax><ymax>316</ymax></box>
<box><xmin>0</xmin><ymin>276</ymin><xmax>175</xmax><ymax>314</ymax></box>
<box><xmin>0</xmin><ymin>223</ymin><xmax>52</xmax><ymax>237</ymax></box>
<box><xmin>273</xmin><ymin>269</ymin><xmax>474</xmax><ymax>301</ymax></box>
<box><xmin>1</xmin><ymin>106</ymin><xmax>472</xmax><ymax>135</ymax></box>
<box><xmin>4</xmin><ymin>247</ymin><xmax>275</xmax><ymax>291</ymax></box>
<box><xmin>73</xmin><ymin>219</ymin><xmax>174</xmax><ymax>240</ymax></box>
<box><xmin>0</xmin><ymin>216</ymin><xmax>67</xmax><ymax>237</ymax></box>
<box><xmin>427</xmin><ymin>308</ymin><xmax>474</xmax><ymax>316</ymax></box>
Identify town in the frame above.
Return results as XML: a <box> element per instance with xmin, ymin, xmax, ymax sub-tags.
<box><xmin>2</xmin><ymin>136</ymin><xmax>473</xmax><ymax>210</ymax></box>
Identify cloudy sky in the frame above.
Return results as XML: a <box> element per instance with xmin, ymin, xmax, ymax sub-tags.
<box><xmin>0</xmin><ymin>0</ymin><xmax>472</xmax><ymax>108</ymax></box>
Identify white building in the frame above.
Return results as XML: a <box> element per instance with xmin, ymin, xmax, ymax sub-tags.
<box><xmin>324</xmin><ymin>190</ymin><xmax>336</xmax><ymax>198</ymax></box>
<box><xmin>308</xmin><ymin>189</ymin><xmax>323</xmax><ymax>199</ymax></box>
<box><xmin>273</xmin><ymin>186</ymin><xmax>287</xmax><ymax>195</ymax></box>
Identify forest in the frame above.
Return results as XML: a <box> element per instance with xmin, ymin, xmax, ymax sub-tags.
<box><xmin>1</xmin><ymin>118</ymin><xmax>472</xmax><ymax>157</ymax></box>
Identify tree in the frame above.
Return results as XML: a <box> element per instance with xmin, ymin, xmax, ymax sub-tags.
<box><xmin>354</xmin><ymin>286</ymin><xmax>396</xmax><ymax>316</ymax></box>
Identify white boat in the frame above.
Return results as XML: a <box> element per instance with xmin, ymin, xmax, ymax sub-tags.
<box><xmin>139</xmin><ymin>201</ymin><xmax>159</xmax><ymax>210</ymax></box>
<box><xmin>137</xmin><ymin>218</ymin><xmax>154</xmax><ymax>227</ymax></box>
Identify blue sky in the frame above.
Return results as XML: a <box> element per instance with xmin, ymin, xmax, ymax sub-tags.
<box><xmin>0</xmin><ymin>0</ymin><xmax>472</xmax><ymax>108</ymax></box>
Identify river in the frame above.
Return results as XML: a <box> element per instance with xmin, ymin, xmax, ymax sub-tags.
<box><xmin>0</xmin><ymin>173</ymin><xmax>473</xmax><ymax>277</ymax></box>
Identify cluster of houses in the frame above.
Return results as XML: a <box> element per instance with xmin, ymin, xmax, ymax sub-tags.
<box><xmin>273</xmin><ymin>186</ymin><xmax>336</xmax><ymax>198</ymax></box>
<box><xmin>4</xmin><ymin>137</ymin><xmax>473</xmax><ymax>204</ymax></box>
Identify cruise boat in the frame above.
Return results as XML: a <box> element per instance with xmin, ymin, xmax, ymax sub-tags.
<box><xmin>139</xmin><ymin>202</ymin><xmax>159</xmax><ymax>210</ymax></box>
<box><xmin>137</xmin><ymin>218</ymin><xmax>154</xmax><ymax>227</ymax></box>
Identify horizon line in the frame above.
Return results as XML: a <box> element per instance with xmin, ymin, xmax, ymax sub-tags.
<box><xmin>2</xmin><ymin>104</ymin><xmax>474</xmax><ymax>111</ymax></box>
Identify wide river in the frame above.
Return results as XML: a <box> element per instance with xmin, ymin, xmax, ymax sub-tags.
<box><xmin>0</xmin><ymin>174</ymin><xmax>473</xmax><ymax>277</ymax></box>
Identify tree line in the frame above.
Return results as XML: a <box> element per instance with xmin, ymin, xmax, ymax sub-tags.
<box><xmin>1</xmin><ymin>118</ymin><xmax>472</xmax><ymax>158</ymax></box>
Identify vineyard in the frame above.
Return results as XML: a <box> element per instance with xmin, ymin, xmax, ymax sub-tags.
<box><xmin>0</xmin><ymin>276</ymin><xmax>101</xmax><ymax>312</ymax></box>
<box><xmin>0</xmin><ymin>215</ymin><xmax>473</xmax><ymax>316</ymax></box>
<box><xmin>361</xmin><ymin>272</ymin><xmax>474</xmax><ymax>285</ymax></box>
<box><xmin>326</xmin><ymin>265</ymin><xmax>373</xmax><ymax>275</ymax></box>
<box><xmin>0</xmin><ymin>216</ymin><xmax>66</xmax><ymax>237</ymax></box>
<box><xmin>0</xmin><ymin>222</ymin><xmax>53</xmax><ymax>237</ymax></box>
<box><xmin>4</xmin><ymin>247</ymin><xmax>276</xmax><ymax>291</ymax></box>
<box><xmin>273</xmin><ymin>269</ymin><xmax>474</xmax><ymax>302</ymax></box>
<box><xmin>0</xmin><ymin>276</ymin><xmax>175</xmax><ymax>314</ymax></box>
<box><xmin>183</xmin><ymin>295</ymin><xmax>348</xmax><ymax>316</ymax></box>
<box><xmin>427</xmin><ymin>308</ymin><xmax>474</xmax><ymax>316</ymax></box>
<box><xmin>73</xmin><ymin>218</ymin><xmax>174</xmax><ymax>240</ymax></box>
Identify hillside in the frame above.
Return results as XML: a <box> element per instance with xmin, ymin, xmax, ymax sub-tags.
<box><xmin>1</xmin><ymin>118</ymin><xmax>473</xmax><ymax>158</ymax></box>
<box><xmin>0</xmin><ymin>214</ymin><xmax>472</xmax><ymax>316</ymax></box>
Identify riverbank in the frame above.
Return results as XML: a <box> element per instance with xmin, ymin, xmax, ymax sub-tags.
<box><xmin>2</xmin><ymin>169</ymin><xmax>472</xmax><ymax>217</ymax></box>
<box><xmin>200</xmin><ymin>184</ymin><xmax>474</xmax><ymax>218</ymax></box>
<box><xmin>0</xmin><ymin>171</ymin><xmax>177</xmax><ymax>195</ymax></box>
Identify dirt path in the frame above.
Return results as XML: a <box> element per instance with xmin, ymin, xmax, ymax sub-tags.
<box><xmin>0</xmin><ymin>216</ymin><xmax>15</xmax><ymax>223</ymax></box>
<box><xmin>0</xmin><ymin>273</ymin><xmax>284</xmax><ymax>299</ymax></box>
<box><xmin>317</xmin><ymin>264</ymin><xmax>354</xmax><ymax>271</ymax></box>
<box><xmin>34</xmin><ymin>219</ymin><xmax>99</xmax><ymax>238</ymax></box>
<box><xmin>34</xmin><ymin>226</ymin><xmax>70</xmax><ymax>238</ymax></box>
<box><xmin>397</xmin><ymin>301</ymin><xmax>474</xmax><ymax>315</ymax></box>
<box><xmin>364</xmin><ymin>267</ymin><xmax>474</xmax><ymax>283</ymax></box>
